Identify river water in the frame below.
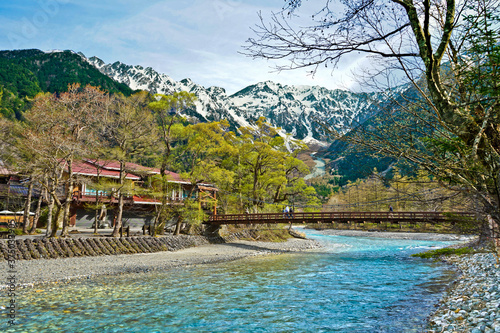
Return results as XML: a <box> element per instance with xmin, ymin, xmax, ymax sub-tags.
<box><xmin>304</xmin><ymin>153</ymin><xmax>326</xmax><ymax>180</ymax></box>
<box><xmin>4</xmin><ymin>230</ymin><xmax>458</xmax><ymax>332</ymax></box>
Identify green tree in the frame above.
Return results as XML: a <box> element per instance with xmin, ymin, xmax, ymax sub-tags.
<box><xmin>235</xmin><ymin>117</ymin><xmax>318</xmax><ymax>211</ymax></box>
<box><xmin>148</xmin><ymin>91</ymin><xmax>197</xmax><ymax>235</ymax></box>
<box><xmin>148</xmin><ymin>91</ymin><xmax>197</xmax><ymax>173</ymax></box>
<box><xmin>173</xmin><ymin>120</ymin><xmax>235</xmax><ymax>234</ymax></box>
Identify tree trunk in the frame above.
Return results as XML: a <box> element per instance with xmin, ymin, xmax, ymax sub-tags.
<box><xmin>45</xmin><ymin>186</ymin><xmax>54</xmax><ymax>237</ymax></box>
<box><xmin>60</xmin><ymin>161</ymin><xmax>74</xmax><ymax>237</ymax></box>
<box><xmin>22</xmin><ymin>181</ymin><xmax>34</xmax><ymax>234</ymax></box>
<box><xmin>29</xmin><ymin>186</ymin><xmax>44</xmax><ymax>234</ymax></box>
<box><xmin>60</xmin><ymin>203</ymin><xmax>71</xmax><ymax>237</ymax></box>
<box><xmin>111</xmin><ymin>161</ymin><xmax>126</xmax><ymax>237</ymax></box>
<box><xmin>154</xmin><ymin>179</ymin><xmax>170</xmax><ymax>236</ymax></box>
<box><xmin>174</xmin><ymin>221</ymin><xmax>182</xmax><ymax>235</ymax></box>
<box><xmin>94</xmin><ymin>207</ymin><xmax>99</xmax><ymax>234</ymax></box>
<box><xmin>153</xmin><ymin>208</ymin><xmax>164</xmax><ymax>237</ymax></box>
<box><xmin>155</xmin><ymin>204</ymin><xmax>169</xmax><ymax>235</ymax></box>
<box><xmin>152</xmin><ymin>202</ymin><xmax>162</xmax><ymax>237</ymax></box>
<box><xmin>111</xmin><ymin>192</ymin><xmax>124</xmax><ymax>237</ymax></box>
<box><xmin>174</xmin><ymin>215</ymin><xmax>183</xmax><ymax>236</ymax></box>
<box><xmin>60</xmin><ymin>202</ymin><xmax>71</xmax><ymax>237</ymax></box>
<box><xmin>50</xmin><ymin>204</ymin><xmax>63</xmax><ymax>238</ymax></box>
<box><xmin>187</xmin><ymin>223</ymin><xmax>195</xmax><ymax>235</ymax></box>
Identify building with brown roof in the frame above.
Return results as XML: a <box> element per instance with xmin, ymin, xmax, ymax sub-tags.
<box><xmin>68</xmin><ymin>159</ymin><xmax>217</xmax><ymax>229</ymax></box>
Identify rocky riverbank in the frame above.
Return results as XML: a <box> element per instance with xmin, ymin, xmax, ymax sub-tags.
<box><xmin>426</xmin><ymin>253</ymin><xmax>500</xmax><ymax>333</ymax></box>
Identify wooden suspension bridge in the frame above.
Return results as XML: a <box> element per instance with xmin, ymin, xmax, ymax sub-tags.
<box><xmin>206</xmin><ymin>211</ymin><xmax>475</xmax><ymax>226</ymax></box>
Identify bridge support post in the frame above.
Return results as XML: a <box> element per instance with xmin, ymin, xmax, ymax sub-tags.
<box><xmin>204</xmin><ymin>224</ymin><xmax>222</xmax><ymax>239</ymax></box>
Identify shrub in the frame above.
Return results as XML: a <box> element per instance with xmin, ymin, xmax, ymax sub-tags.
<box><xmin>411</xmin><ymin>247</ymin><xmax>474</xmax><ymax>259</ymax></box>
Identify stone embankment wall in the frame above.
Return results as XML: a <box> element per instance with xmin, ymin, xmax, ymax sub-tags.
<box><xmin>0</xmin><ymin>235</ymin><xmax>210</xmax><ymax>261</ymax></box>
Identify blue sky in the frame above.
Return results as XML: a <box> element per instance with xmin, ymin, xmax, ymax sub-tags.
<box><xmin>0</xmin><ymin>0</ymin><xmax>367</xmax><ymax>94</ymax></box>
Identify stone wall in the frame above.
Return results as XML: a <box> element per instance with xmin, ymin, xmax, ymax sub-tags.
<box><xmin>0</xmin><ymin>235</ymin><xmax>209</xmax><ymax>260</ymax></box>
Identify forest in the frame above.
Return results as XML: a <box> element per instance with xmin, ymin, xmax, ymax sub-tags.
<box><xmin>0</xmin><ymin>49</ymin><xmax>133</xmax><ymax>120</ymax></box>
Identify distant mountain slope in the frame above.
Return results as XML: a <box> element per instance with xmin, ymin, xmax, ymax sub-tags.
<box><xmin>0</xmin><ymin>49</ymin><xmax>133</xmax><ymax>119</ymax></box>
<box><xmin>319</xmin><ymin>84</ymin><xmax>425</xmax><ymax>185</ymax></box>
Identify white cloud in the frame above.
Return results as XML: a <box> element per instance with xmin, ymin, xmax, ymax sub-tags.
<box><xmin>0</xmin><ymin>0</ymin><xmax>372</xmax><ymax>94</ymax></box>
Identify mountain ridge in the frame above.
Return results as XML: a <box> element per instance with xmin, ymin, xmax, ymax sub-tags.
<box><xmin>84</xmin><ymin>53</ymin><xmax>386</xmax><ymax>144</ymax></box>
<box><xmin>0</xmin><ymin>48</ymin><xmax>393</xmax><ymax>146</ymax></box>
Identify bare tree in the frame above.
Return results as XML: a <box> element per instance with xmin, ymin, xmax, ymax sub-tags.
<box><xmin>18</xmin><ymin>85</ymin><xmax>110</xmax><ymax>237</ymax></box>
<box><xmin>102</xmin><ymin>91</ymin><xmax>156</xmax><ymax>237</ymax></box>
<box><xmin>244</xmin><ymin>0</ymin><xmax>500</xmax><ymax>242</ymax></box>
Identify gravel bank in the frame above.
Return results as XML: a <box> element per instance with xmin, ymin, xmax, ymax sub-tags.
<box><xmin>426</xmin><ymin>253</ymin><xmax>500</xmax><ymax>333</ymax></box>
<box><xmin>0</xmin><ymin>238</ymin><xmax>321</xmax><ymax>288</ymax></box>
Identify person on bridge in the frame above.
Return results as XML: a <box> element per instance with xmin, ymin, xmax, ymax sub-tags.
<box><xmin>389</xmin><ymin>205</ymin><xmax>393</xmax><ymax>212</ymax></box>
<box><xmin>284</xmin><ymin>206</ymin><xmax>290</xmax><ymax>218</ymax></box>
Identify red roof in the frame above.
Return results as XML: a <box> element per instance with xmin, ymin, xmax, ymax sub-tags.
<box><xmin>132</xmin><ymin>195</ymin><xmax>161</xmax><ymax>205</ymax></box>
<box><xmin>84</xmin><ymin>159</ymin><xmax>159</xmax><ymax>173</ymax></box>
<box><xmin>124</xmin><ymin>161</ymin><xmax>161</xmax><ymax>175</ymax></box>
<box><xmin>83</xmin><ymin>159</ymin><xmax>121</xmax><ymax>171</ymax></box>
<box><xmin>72</xmin><ymin>160</ymin><xmax>140</xmax><ymax>180</ymax></box>
<box><xmin>159</xmin><ymin>170</ymin><xmax>187</xmax><ymax>183</ymax></box>
<box><xmin>84</xmin><ymin>159</ymin><xmax>188</xmax><ymax>183</ymax></box>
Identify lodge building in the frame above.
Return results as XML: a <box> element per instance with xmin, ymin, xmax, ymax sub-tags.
<box><xmin>0</xmin><ymin>159</ymin><xmax>217</xmax><ymax>229</ymax></box>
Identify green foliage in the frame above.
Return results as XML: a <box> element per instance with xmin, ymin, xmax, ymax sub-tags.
<box><xmin>36</xmin><ymin>208</ymin><xmax>49</xmax><ymax>229</ymax></box>
<box><xmin>0</xmin><ymin>49</ymin><xmax>133</xmax><ymax>119</ymax></box>
<box><xmin>411</xmin><ymin>247</ymin><xmax>475</xmax><ymax>259</ymax></box>
<box><xmin>230</xmin><ymin>117</ymin><xmax>318</xmax><ymax>212</ymax></box>
<box><xmin>148</xmin><ymin>91</ymin><xmax>197</xmax><ymax>173</ymax></box>
<box><xmin>312</xmin><ymin>183</ymin><xmax>333</xmax><ymax>198</ymax></box>
<box><xmin>0</xmin><ymin>84</ymin><xmax>33</xmax><ymax>119</ymax></box>
<box><xmin>448</xmin><ymin>215</ymin><xmax>480</xmax><ymax>234</ymax></box>
<box><xmin>0</xmin><ymin>58</ymin><xmax>41</xmax><ymax>97</ymax></box>
<box><xmin>149</xmin><ymin>91</ymin><xmax>197</xmax><ymax>116</ymax></box>
<box><xmin>0</xmin><ymin>228</ymin><xmax>24</xmax><ymax>235</ymax></box>
<box><xmin>460</xmin><ymin>1</ymin><xmax>500</xmax><ymax>99</ymax></box>
<box><xmin>328</xmin><ymin>168</ymin><xmax>473</xmax><ymax>212</ymax></box>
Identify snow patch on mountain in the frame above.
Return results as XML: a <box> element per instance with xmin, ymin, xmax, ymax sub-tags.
<box><xmin>85</xmin><ymin>55</ymin><xmax>383</xmax><ymax>144</ymax></box>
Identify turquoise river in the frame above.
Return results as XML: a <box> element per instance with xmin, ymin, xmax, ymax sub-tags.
<box><xmin>3</xmin><ymin>229</ymin><xmax>459</xmax><ymax>332</ymax></box>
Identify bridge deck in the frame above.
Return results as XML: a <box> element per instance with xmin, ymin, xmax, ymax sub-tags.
<box><xmin>206</xmin><ymin>211</ymin><xmax>475</xmax><ymax>225</ymax></box>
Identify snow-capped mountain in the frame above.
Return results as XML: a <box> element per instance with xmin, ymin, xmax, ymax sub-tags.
<box><xmin>86</xmin><ymin>56</ymin><xmax>384</xmax><ymax>144</ymax></box>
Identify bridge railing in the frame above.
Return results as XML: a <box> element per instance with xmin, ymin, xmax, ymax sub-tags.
<box><xmin>208</xmin><ymin>211</ymin><xmax>475</xmax><ymax>224</ymax></box>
